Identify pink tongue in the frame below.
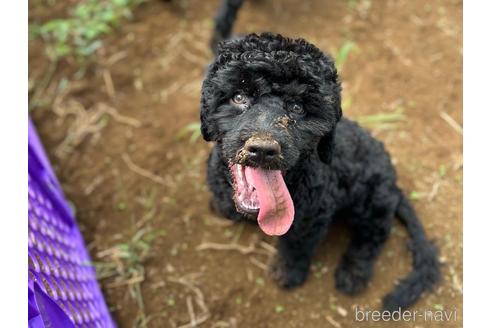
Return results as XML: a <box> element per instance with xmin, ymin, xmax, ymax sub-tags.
<box><xmin>245</xmin><ymin>167</ymin><xmax>295</xmax><ymax>236</ymax></box>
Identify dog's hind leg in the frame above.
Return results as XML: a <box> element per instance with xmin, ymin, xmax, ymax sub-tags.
<box><xmin>335</xmin><ymin>187</ymin><xmax>398</xmax><ymax>295</ymax></box>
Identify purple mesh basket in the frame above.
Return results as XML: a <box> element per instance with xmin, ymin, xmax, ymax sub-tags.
<box><xmin>28</xmin><ymin>119</ymin><xmax>116</xmax><ymax>328</ymax></box>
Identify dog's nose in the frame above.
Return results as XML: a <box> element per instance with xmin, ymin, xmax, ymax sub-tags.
<box><xmin>244</xmin><ymin>137</ymin><xmax>281</xmax><ymax>164</ymax></box>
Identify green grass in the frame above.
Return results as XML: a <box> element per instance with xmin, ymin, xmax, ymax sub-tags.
<box><xmin>275</xmin><ymin>305</ymin><xmax>285</xmax><ymax>313</ymax></box>
<box><xmin>176</xmin><ymin>122</ymin><xmax>202</xmax><ymax>144</ymax></box>
<box><xmin>30</xmin><ymin>0</ymin><xmax>147</xmax><ymax>61</ymax></box>
<box><xmin>341</xmin><ymin>94</ymin><xmax>353</xmax><ymax>111</ymax></box>
<box><xmin>347</xmin><ymin>0</ymin><xmax>359</xmax><ymax>9</ymax></box>
<box><xmin>409</xmin><ymin>191</ymin><xmax>424</xmax><ymax>201</ymax></box>
<box><xmin>166</xmin><ymin>297</ymin><xmax>176</xmax><ymax>306</ymax></box>
<box><xmin>334</xmin><ymin>41</ymin><xmax>357</xmax><ymax>70</ymax></box>
<box><xmin>93</xmin><ymin>227</ymin><xmax>165</xmax><ymax>328</ymax></box>
<box><xmin>433</xmin><ymin>304</ymin><xmax>444</xmax><ymax>311</ymax></box>
<box><xmin>439</xmin><ymin>164</ymin><xmax>448</xmax><ymax>178</ymax></box>
<box><xmin>94</xmin><ymin>228</ymin><xmax>164</xmax><ymax>280</ymax></box>
<box><xmin>29</xmin><ymin>0</ymin><xmax>148</xmax><ymax>111</ymax></box>
<box><xmin>355</xmin><ymin>106</ymin><xmax>406</xmax><ymax>129</ymax></box>
<box><xmin>116</xmin><ymin>201</ymin><xmax>127</xmax><ymax>211</ymax></box>
<box><xmin>136</xmin><ymin>188</ymin><xmax>158</xmax><ymax>210</ymax></box>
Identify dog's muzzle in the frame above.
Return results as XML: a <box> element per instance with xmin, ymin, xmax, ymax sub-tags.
<box><xmin>235</xmin><ymin>134</ymin><xmax>283</xmax><ymax>169</ymax></box>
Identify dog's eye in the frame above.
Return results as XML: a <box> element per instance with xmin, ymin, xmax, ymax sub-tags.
<box><xmin>289</xmin><ymin>103</ymin><xmax>305</xmax><ymax>115</ymax></box>
<box><xmin>231</xmin><ymin>93</ymin><xmax>249</xmax><ymax>105</ymax></box>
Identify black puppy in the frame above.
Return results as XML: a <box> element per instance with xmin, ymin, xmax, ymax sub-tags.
<box><xmin>200</xmin><ymin>32</ymin><xmax>440</xmax><ymax>310</ymax></box>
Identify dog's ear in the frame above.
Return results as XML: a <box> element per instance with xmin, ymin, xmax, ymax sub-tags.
<box><xmin>200</xmin><ymin>105</ymin><xmax>214</xmax><ymax>142</ymax></box>
<box><xmin>317</xmin><ymin>101</ymin><xmax>342</xmax><ymax>164</ymax></box>
<box><xmin>317</xmin><ymin>128</ymin><xmax>336</xmax><ymax>164</ymax></box>
<box><xmin>200</xmin><ymin>76</ymin><xmax>220</xmax><ymax>142</ymax></box>
<box><xmin>200</xmin><ymin>64</ymin><xmax>223</xmax><ymax>142</ymax></box>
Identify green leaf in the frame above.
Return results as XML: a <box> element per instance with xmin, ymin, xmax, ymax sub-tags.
<box><xmin>77</xmin><ymin>40</ymin><xmax>103</xmax><ymax>56</ymax></box>
<box><xmin>347</xmin><ymin>0</ymin><xmax>358</xmax><ymax>9</ymax></box>
<box><xmin>54</xmin><ymin>43</ymin><xmax>71</xmax><ymax>57</ymax></box>
<box><xmin>275</xmin><ymin>305</ymin><xmax>285</xmax><ymax>313</ymax></box>
<box><xmin>74</xmin><ymin>4</ymin><xmax>91</xmax><ymax>20</ymax></box>
<box><xmin>342</xmin><ymin>95</ymin><xmax>352</xmax><ymax>111</ymax></box>
<box><xmin>439</xmin><ymin>164</ymin><xmax>447</xmax><ymax>177</ymax></box>
<box><xmin>28</xmin><ymin>24</ymin><xmax>42</xmax><ymax>40</ymax></box>
<box><xmin>255</xmin><ymin>277</ymin><xmax>265</xmax><ymax>286</ymax></box>
<box><xmin>113</xmin><ymin>0</ymin><xmax>130</xmax><ymax>6</ymax></box>
<box><xmin>433</xmin><ymin>304</ymin><xmax>444</xmax><ymax>311</ymax></box>
<box><xmin>117</xmin><ymin>201</ymin><xmax>127</xmax><ymax>210</ymax></box>
<box><xmin>409</xmin><ymin>191</ymin><xmax>423</xmax><ymax>200</ymax></box>
<box><xmin>41</xmin><ymin>20</ymin><xmax>72</xmax><ymax>43</ymax></box>
<box><xmin>176</xmin><ymin>122</ymin><xmax>202</xmax><ymax>144</ymax></box>
<box><xmin>35</xmin><ymin>0</ymin><xmax>149</xmax><ymax>60</ymax></box>
<box><xmin>356</xmin><ymin>107</ymin><xmax>405</xmax><ymax>129</ymax></box>
<box><xmin>335</xmin><ymin>41</ymin><xmax>357</xmax><ymax>69</ymax></box>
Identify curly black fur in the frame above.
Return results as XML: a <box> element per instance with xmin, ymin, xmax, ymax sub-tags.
<box><xmin>200</xmin><ymin>32</ymin><xmax>440</xmax><ymax>310</ymax></box>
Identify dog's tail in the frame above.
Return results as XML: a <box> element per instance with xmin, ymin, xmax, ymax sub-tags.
<box><xmin>210</xmin><ymin>0</ymin><xmax>244</xmax><ymax>55</ymax></box>
<box><xmin>382</xmin><ymin>189</ymin><xmax>441</xmax><ymax>310</ymax></box>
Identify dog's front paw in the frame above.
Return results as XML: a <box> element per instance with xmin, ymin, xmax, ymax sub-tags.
<box><xmin>335</xmin><ymin>259</ymin><xmax>372</xmax><ymax>294</ymax></box>
<box><xmin>269</xmin><ymin>255</ymin><xmax>310</xmax><ymax>289</ymax></box>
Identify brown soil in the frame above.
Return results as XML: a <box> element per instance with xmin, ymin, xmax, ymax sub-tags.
<box><xmin>29</xmin><ymin>0</ymin><xmax>462</xmax><ymax>327</ymax></box>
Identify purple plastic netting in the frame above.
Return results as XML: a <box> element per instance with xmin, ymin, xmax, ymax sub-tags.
<box><xmin>28</xmin><ymin>119</ymin><xmax>116</xmax><ymax>328</ymax></box>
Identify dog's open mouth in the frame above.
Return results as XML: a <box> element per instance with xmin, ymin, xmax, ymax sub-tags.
<box><xmin>230</xmin><ymin>164</ymin><xmax>295</xmax><ymax>236</ymax></box>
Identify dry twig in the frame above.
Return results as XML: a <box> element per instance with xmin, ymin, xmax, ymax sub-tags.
<box><xmin>427</xmin><ymin>181</ymin><xmax>441</xmax><ymax>201</ymax></box>
<box><xmin>259</xmin><ymin>241</ymin><xmax>277</xmax><ymax>255</ymax></box>
<box><xmin>249</xmin><ymin>257</ymin><xmax>268</xmax><ymax>271</ymax></box>
<box><xmin>103</xmin><ymin>69</ymin><xmax>116</xmax><ymax>99</ymax></box>
<box><xmin>106</xmin><ymin>274</ymin><xmax>145</xmax><ymax>288</ymax></box>
<box><xmin>196</xmin><ymin>241</ymin><xmax>256</xmax><ymax>254</ymax></box>
<box><xmin>325</xmin><ymin>315</ymin><xmax>342</xmax><ymax>328</ymax></box>
<box><xmin>169</xmin><ymin>274</ymin><xmax>210</xmax><ymax>328</ymax></box>
<box><xmin>122</xmin><ymin>153</ymin><xmax>168</xmax><ymax>187</ymax></box>
<box><xmin>106</xmin><ymin>50</ymin><xmax>128</xmax><ymax>66</ymax></box>
<box><xmin>83</xmin><ymin>175</ymin><xmax>105</xmax><ymax>195</ymax></box>
<box><xmin>440</xmin><ymin>111</ymin><xmax>463</xmax><ymax>135</ymax></box>
<box><xmin>53</xmin><ymin>93</ymin><xmax>141</xmax><ymax>157</ymax></box>
<box><xmin>186</xmin><ymin>297</ymin><xmax>197</xmax><ymax>327</ymax></box>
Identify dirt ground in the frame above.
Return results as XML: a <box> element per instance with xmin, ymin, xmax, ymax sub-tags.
<box><xmin>29</xmin><ymin>0</ymin><xmax>462</xmax><ymax>327</ymax></box>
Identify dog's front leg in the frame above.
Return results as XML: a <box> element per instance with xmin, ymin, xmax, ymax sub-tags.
<box><xmin>270</xmin><ymin>220</ymin><xmax>329</xmax><ymax>289</ymax></box>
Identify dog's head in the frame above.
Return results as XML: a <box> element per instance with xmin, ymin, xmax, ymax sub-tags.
<box><xmin>200</xmin><ymin>33</ymin><xmax>342</xmax><ymax>235</ymax></box>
